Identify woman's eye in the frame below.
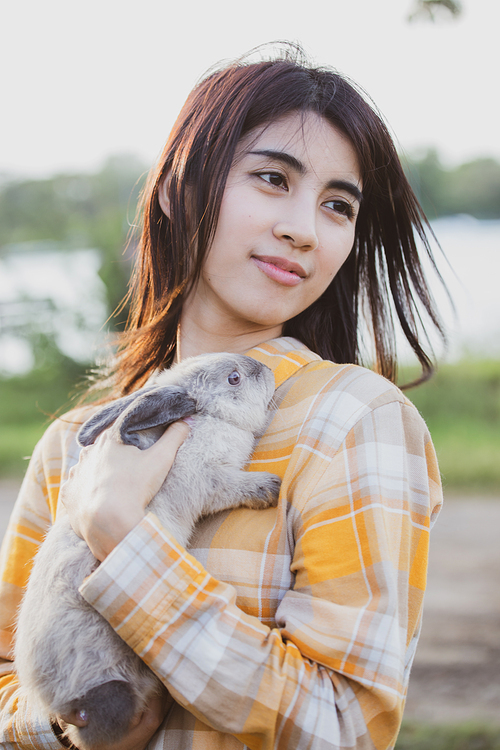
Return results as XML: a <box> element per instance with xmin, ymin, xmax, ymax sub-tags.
<box><xmin>325</xmin><ymin>199</ymin><xmax>355</xmax><ymax>219</ymax></box>
<box><xmin>228</xmin><ymin>370</ymin><xmax>241</xmax><ymax>385</ymax></box>
<box><xmin>258</xmin><ymin>172</ymin><xmax>287</xmax><ymax>189</ymax></box>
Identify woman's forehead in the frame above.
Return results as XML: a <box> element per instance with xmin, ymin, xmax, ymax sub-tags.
<box><xmin>239</xmin><ymin>111</ymin><xmax>329</xmax><ymax>148</ymax></box>
<box><xmin>236</xmin><ymin>111</ymin><xmax>362</xmax><ymax>184</ymax></box>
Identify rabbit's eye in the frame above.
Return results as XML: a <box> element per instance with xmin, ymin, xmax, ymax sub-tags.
<box><xmin>228</xmin><ymin>370</ymin><xmax>241</xmax><ymax>386</ymax></box>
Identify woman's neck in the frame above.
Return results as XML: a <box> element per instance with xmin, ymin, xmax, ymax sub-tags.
<box><xmin>176</xmin><ymin>295</ymin><xmax>283</xmax><ymax>362</ymax></box>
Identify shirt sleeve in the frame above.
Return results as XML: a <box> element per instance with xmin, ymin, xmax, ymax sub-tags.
<box><xmin>79</xmin><ymin>399</ymin><xmax>442</xmax><ymax>750</ymax></box>
<box><xmin>0</xmin><ymin>436</ymin><xmax>69</xmax><ymax>749</ymax></box>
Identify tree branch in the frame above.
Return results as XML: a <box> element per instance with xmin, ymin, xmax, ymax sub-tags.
<box><xmin>408</xmin><ymin>0</ymin><xmax>462</xmax><ymax>22</ymax></box>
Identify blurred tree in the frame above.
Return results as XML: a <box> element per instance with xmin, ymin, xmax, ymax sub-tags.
<box><xmin>0</xmin><ymin>155</ymin><xmax>147</xmax><ymax>329</ymax></box>
<box><xmin>408</xmin><ymin>0</ymin><xmax>462</xmax><ymax>21</ymax></box>
<box><xmin>404</xmin><ymin>151</ymin><xmax>500</xmax><ymax>219</ymax></box>
<box><xmin>85</xmin><ymin>155</ymin><xmax>147</xmax><ymax>325</ymax></box>
<box><xmin>2</xmin><ymin>146</ymin><xmax>499</xmax><ymax>362</ymax></box>
<box><xmin>403</xmin><ymin>149</ymin><xmax>448</xmax><ymax>219</ymax></box>
<box><xmin>445</xmin><ymin>158</ymin><xmax>500</xmax><ymax>219</ymax></box>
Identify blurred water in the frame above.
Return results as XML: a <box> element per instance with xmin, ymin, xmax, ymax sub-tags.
<box><xmin>0</xmin><ymin>216</ymin><xmax>498</xmax><ymax>374</ymax></box>
<box><xmin>429</xmin><ymin>216</ymin><xmax>500</xmax><ymax>360</ymax></box>
<box><xmin>0</xmin><ymin>241</ymin><xmax>107</xmax><ymax>374</ymax></box>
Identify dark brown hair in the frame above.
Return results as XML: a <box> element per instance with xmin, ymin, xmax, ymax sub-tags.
<box><xmin>111</xmin><ymin>45</ymin><xmax>446</xmax><ymax>395</ymax></box>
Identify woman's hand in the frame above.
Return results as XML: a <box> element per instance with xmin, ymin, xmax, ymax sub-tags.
<box><xmin>56</xmin><ymin>689</ymin><xmax>171</xmax><ymax>750</ymax></box>
<box><xmin>60</xmin><ymin>421</ymin><xmax>190</xmax><ymax>561</ymax></box>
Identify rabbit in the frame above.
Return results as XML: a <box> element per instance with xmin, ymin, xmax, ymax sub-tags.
<box><xmin>14</xmin><ymin>352</ymin><xmax>281</xmax><ymax>750</ymax></box>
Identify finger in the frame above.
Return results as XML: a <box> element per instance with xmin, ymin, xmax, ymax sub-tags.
<box><xmin>165</xmin><ymin>419</ymin><xmax>192</xmax><ymax>442</ymax></box>
<box><xmin>148</xmin><ymin>420</ymin><xmax>191</xmax><ymax>459</ymax></box>
<box><xmin>135</xmin><ymin>421</ymin><xmax>191</xmax><ymax>503</ymax></box>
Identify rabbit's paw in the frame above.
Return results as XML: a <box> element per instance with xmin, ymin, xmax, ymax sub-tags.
<box><xmin>244</xmin><ymin>473</ymin><xmax>281</xmax><ymax>508</ymax></box>
<box><xmin>61</xmin><ymin>680</ymin><xmax>135</xmax><ymax>749</ymax></box>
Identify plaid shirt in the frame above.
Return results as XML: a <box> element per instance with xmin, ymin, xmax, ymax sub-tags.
<box><xmin>0</xmin><ymin>337</ymin><xmax>442</xmax><ymax>749</ymax></box>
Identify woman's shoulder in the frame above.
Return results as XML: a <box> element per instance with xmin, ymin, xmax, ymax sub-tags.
<box><xmin>251</xmin><ymin>337</ymin><xmax>408</xmax><ymax>406</ymax></box>
<box><xmin>35</xmin><ymin>404</ymin><xmax>100</xmax><ymax>471</ymax></box>
<box><xmin>300</xmin><ymin>359</ymin><xmax>410</xmax><ymax>410</ymax></box>
<box><xmin>15</xmin><ymin>405</ymin><xmax>100</xmax><ymax>523</ymax></box>
<box><xmin>295</xmin><ymin>359</ymin><xmax>425</xmax><ymax>441</ymax></box>
<box><xmin>253</xmin><ymin>336</ymin><xmax>421</xmax><ymax>429</ymax></box>
<box><xmin>43</xmin><ymin>403</ymin><xmax>98</xmax><ymax>439</ymax></box>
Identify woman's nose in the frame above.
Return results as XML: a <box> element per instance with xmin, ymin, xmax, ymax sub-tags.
<box><xmin>272</xmin><ymin>202</ymin><xmax>319</xmax><ymax>251</ymax></box>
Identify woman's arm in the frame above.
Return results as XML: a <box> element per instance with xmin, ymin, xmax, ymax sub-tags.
<box><xmin>0</xmin><ymin>418</ymin><xmax>190</xmax><ymax>750</ymax></box>
<box><xmin>74</xmin><ymin>399</ymin><xmax>442</xmax><ymax>750</ymax></box>
<box><xmin>0</xmin><ymin>438</ymin><xmax>65</xmax><ymax>749</ymax></box>
<box><xmin>59</xmin><ymin>420</ymin><xmax>191</xmax><ymax>561</ymax></box>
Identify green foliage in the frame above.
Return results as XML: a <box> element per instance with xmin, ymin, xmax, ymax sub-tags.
<box><xmin>404</xmin><ymin>150</ymin><xmax>500</xmax><ymax>220</ymax></box>
<box><xmin>1</xmin><ymin>151</ymin><xmax>499</xmax><ymax>485</ymax></box>
<box><xmin>0</xmin><ymin>344</ymin><xmax>87</xmax><ymax>477</ymax></box>
<box><xmin>0</xmin><ymin>154</ymin><xmax>148</xmax><ymax>327</ymax></box>
<box><xmin>403</xmin><ymin>359</ymin><xmax>500</xmax><ymax>423</ymax></box>
<box><xmin>396</xmin><ymin>721</ymin><xmax>500</xmax><ymax>749</ymax></box>
<box><xmin>0</xmin><ymin>423</ymin><xmax>51</xmax><ymax>477</ymax></box>
<box><xmin>447</xmin><ymin>158</ymin><xmax>500</xmax><ymax>219</ymax></box>
<box><xmin>402</xmin><ymin>360</ymin><xmax>500</xmax><ymax>491</ymax></box>
<box><xmin>2</xmin><ymin>358</ymin><xmax>500</xmax><ymax>490</ymax></box>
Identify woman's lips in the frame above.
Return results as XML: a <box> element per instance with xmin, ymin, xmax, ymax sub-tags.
<box><xmin>251</xmin><ymin>255</ymin><xmax>306</xmax><ymax>287</ymax></box>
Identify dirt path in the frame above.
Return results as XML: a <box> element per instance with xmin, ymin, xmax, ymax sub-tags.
<box><xmin>1</xmin><ymin>482</ymin><xmax>499</xmax><ymax>726</ymax></box>
<box><xmin>404</xmin><ymin>495</ymin><xmax>500</xmax><ymax>725</ymax></box>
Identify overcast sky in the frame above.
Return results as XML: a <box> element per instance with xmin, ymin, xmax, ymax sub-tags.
<box><xmin>2</xmin><ymin>0</ymin><xmax>498</xmax><ymax>178</ymax></box>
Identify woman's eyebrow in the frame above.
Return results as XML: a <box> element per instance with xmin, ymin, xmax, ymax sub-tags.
<box><xmin>247</xmin><ymin>149</ymin><xmax>363</xmax><ymax>204</ymax></box>
<box><xmin>248</xmin><ymin>149</ymin><xmax>306</xmax><ymax>175</ymax></box>
<box><xmin>326</xmin><ymin>180</ymin><xmax>363</xmax><ymax>204</ymax></box>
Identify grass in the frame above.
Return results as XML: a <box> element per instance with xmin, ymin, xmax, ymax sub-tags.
<box><xmin>0</xmin><ymin>423</ymin><xmax>51</xmax><ymax>476</ymax></box>
<box><xmin>425</xmin><ymin>421</ymin><xmax>500</xmax><ymax>490</ymax></box>
<box><xmin>401</xmin><ymin>359</ymin><xmax>500</xmax><ymax>493</ymax></box>
<box><xmin>1</xmin><ymin>357</ymin><xmax>500</xmax><ymax>492</ymax></box>
<box><xmin>0</xmin><ymin>357</ymin><xmax>86</xmax><ymax>477</ymax></box>
<box><xmin>396</xmin><ymin>721</ymin><xmax>500</xmax><ymax>750</ymax></box>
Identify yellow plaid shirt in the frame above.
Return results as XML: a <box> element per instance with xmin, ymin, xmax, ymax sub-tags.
<box><xmin>0</xmin><ymin>337</ymin><xmax>442</xmax><ymax>750</ymax></box>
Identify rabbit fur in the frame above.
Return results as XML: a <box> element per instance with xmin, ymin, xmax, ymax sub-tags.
<box><xmin>14</xmin><ymin>352</ymin><xmax>281</xmax><ymax>750</ymax></box>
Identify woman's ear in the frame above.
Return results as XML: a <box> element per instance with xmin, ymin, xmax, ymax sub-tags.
<box><xmin>158</xmin><ymin>171</ymin><xmax>172</xmax><ymax>218</ymax></box>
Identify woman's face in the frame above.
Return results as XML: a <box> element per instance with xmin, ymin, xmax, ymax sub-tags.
<box><xmin>184</xmin><ymin>111</ymin><xmax>362</xmax><ymax>340</ymax></box>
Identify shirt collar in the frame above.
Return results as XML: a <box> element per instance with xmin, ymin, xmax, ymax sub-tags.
<box><xmin>245</xmin><ymin>337</ymin><xmax>322</xmax><ymax>389</ymax></box>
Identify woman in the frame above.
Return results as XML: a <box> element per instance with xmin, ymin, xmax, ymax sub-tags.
<box><xmin>0</xmin><ymin>48</ymin><xmax>444</xmax><ymax>750</ymax></box>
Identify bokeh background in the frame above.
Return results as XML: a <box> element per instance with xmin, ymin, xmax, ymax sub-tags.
<box><xmin>1</xmin><ymin>1</ymin><xmax>499</xmax><ymax>746</ymax></box>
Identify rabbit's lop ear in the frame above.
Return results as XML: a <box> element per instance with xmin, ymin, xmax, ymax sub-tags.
<box><xmin>118</xmin><ymin>386</ymin><xmax>196</xmax><ymax>448</ymax></box>
<box><xmin>77</xmin><ymin>392</ymin><xmax>144</xmax><ymax>447</ymax></box>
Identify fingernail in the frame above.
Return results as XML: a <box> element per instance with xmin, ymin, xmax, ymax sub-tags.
<box><xmin>182</xmin><ymin>416</ymin><xmax>195</xmax><ymax>426</ymax></box>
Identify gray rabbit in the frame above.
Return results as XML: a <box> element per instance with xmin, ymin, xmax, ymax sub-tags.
<box><xmin>14</xmin><ymin>353</ymin><xmax>281</xmax><ymax>750</ymax></box>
